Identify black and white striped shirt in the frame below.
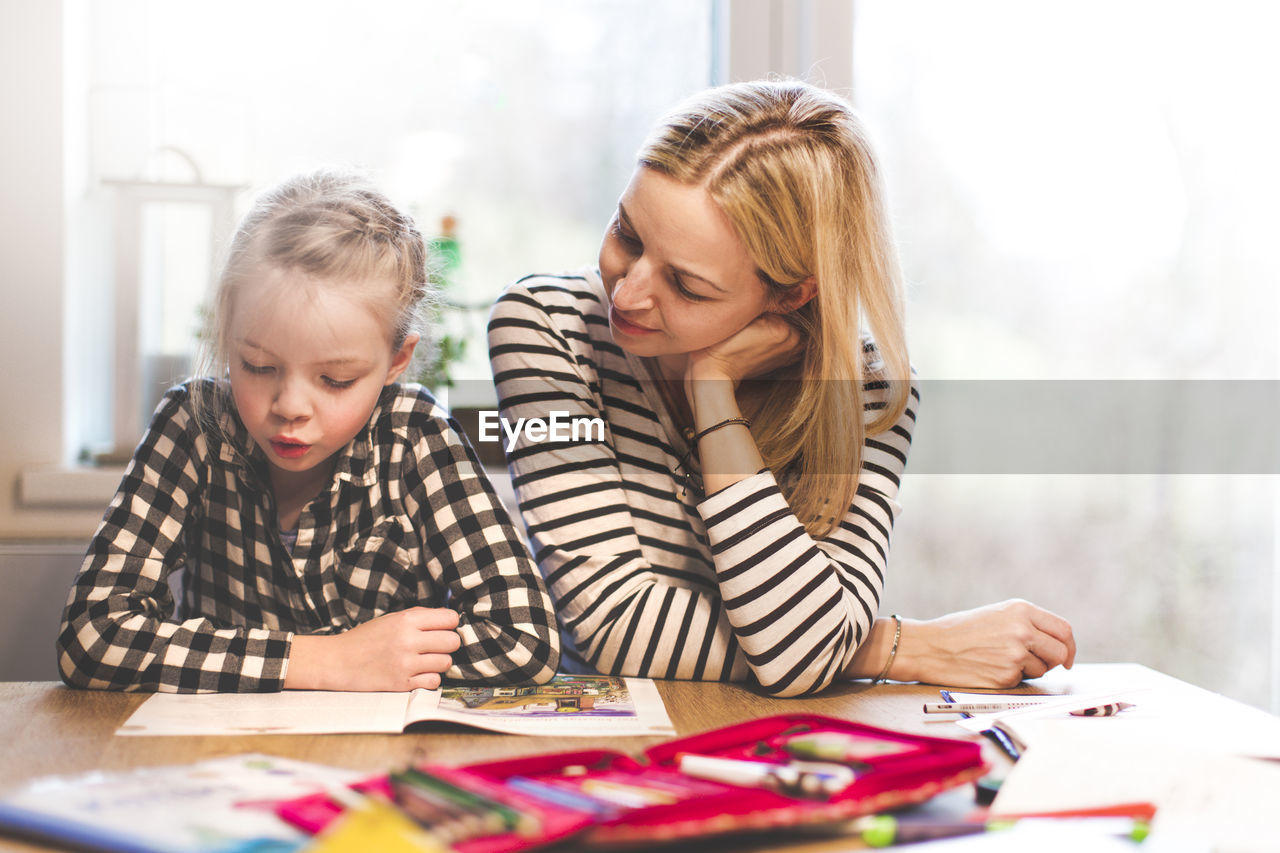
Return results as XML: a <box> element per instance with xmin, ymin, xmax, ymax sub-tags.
<box><xmin>57</xmin><ymin>380</ymin><xmax>560</xmax><ymax>692</ymax></box>
<box><xmin>489</xmin><ymin>272</ymin><xmax>917</xmax><ymax>697</ymax></box>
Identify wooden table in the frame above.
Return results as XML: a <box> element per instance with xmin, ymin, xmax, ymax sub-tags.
<box><xmin>0</xmin><ymin>664</ymin><xmax>1165</xmax><ymax>852</ymax></box>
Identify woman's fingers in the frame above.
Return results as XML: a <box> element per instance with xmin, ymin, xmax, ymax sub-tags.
<box><xmin>1029</xmin><ymin>606</ymin><xmax>1076</xmax><ymax>667</ymax></box>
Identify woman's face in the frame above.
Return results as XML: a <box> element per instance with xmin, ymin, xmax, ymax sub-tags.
<box><xmin>598</xmin><ymin>167</ymin><xmax>774</xmax><ymax>366</ymax></box>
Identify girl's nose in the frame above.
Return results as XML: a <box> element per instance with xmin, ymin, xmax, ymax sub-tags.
<box><xmin>270</xmin><ymin>376</ymin><xmax>310</xmax><ymax>422</ymax></box>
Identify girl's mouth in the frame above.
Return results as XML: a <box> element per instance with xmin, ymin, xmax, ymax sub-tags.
<box><xmin>270</xmin><ymin>437</ymin><xmax>310</xmax><ymax>459</ymax></box>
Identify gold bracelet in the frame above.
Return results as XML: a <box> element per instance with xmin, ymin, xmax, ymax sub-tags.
<box><xmin>872</xmin><ymin>614</ymin><xmax>901</xmax><ymax>684</ymax></box>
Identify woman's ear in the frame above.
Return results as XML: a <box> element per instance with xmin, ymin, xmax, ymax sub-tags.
<box><xmin>779</xmin><ymin>277</ymin><xmax>818</xmax><ymax>313</ymax></box>
<box><xmin>384</xmin><ymin>333</ymin><xmax>419</xmax><ymax>385</ymax></box>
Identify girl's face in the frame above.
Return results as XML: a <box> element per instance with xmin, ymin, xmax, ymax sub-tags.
<box><xmin>227</xmin><ymin>268</ymin><xmax>415</xmax><ymax>486</ymax></box>
<box><xmin>598</xmin><ymin>168</ymin><xmax>775</xmax><ymax>370</ymax></box>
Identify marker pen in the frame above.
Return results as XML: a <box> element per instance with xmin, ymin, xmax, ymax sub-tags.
<box><xmin>676</xmin><ymin>754</ymin><xmax>855</xmax><ymax>798</ymax></box>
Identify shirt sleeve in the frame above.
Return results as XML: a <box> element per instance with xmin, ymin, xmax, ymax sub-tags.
<box><xmin>398</xmin><ymin>399</ymin><xmax>561</xmax><ymax>685</ymax></box>
<box><xmin>56</xmin><ymin>389</ymin><xmax>292</xmax><ymax>692</ymax></box>
<box><xmin>695</xmin><ymin>380</ymin><xmax>916</xmax><ymax>695</ymax></box>
<box><xmin>489</xmin><ymin>279</ymin><xmax>918</xmax><ymax>696</ymax></box>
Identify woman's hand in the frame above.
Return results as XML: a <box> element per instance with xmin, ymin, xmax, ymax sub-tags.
<box><xmin>894</xmin><ymin>599</ymin><xmax>1076</xmax><ymax>688</ymax></box>
<box><xmin>685</xmin><ymin>312</ymin><xmax>806</xmax><ymax>387</ymax></box>
<box><xmin>284</xmin><ymin>607</ymin><xmax>462</xmax><ymax>691</ymax></box>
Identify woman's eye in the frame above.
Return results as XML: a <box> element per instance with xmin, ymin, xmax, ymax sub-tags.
<box><xmin>322</xmin><ymin>376</ymin><xmax>357</xmax><ymax>390</ymax></box>
<box><xmin>611</xmin><ymin>220</ymin><xmax>641</xmax><ymax>251</ymax></box>
<box><xmin>674</xmin><ymin>276</ymin><xmax>708</xmax><ymax>302</ymax></box>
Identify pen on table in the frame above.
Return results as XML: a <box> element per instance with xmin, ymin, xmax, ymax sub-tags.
<box><xmin>924</xmin><ymin>701</ymin><xmax>1041</xmax><ymax>714</ymax></box>
<box><xmin>849</xmin><ymin>814</ymin><xmax>1149</xmax><ymax>847</ymax></box>
<box><xmin>938</xmin><ymin>690</ymin><xmax>1022</xmax><ymax>761</ymax></box>
<box><xmin>924</xmin><ymin>701</ymin><xmax>1135</xmax><ymax>716</ymax></box>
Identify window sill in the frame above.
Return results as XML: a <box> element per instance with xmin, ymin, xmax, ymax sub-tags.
<box><xmin>19</xmin><ymin>466</ymin><xmax>125</xmax><ymax>509</ymax></box>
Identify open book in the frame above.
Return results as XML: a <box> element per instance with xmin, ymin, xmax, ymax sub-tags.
<box><xmin>118</xmin><ymin>674</ymin><xmax>675</xmax><ymax>737</ymax></box>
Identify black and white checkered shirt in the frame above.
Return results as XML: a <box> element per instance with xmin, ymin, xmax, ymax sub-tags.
<box><xmin>57</xmin><ymin>380</ymin><xmax>560</xmax><ymax>692</ymax></box>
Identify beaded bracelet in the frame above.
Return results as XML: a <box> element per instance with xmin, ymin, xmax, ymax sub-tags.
<box><xmin>872</xmin><ymin>614</ymin><xmax>902</xmax><ymax>684</ymax></box>
<box><xmin>675</xmin><ymin>417</ymin><xmax>752</xmax><ymax>498</ymax></box>
<box><xmin>689</xmin><ymin>416</ymin><xmax>752</xmax><ymax>445</ymax></box>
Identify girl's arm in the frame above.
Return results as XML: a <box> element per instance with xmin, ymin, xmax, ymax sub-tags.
<box><xmin>399</xmin><ymin>395</ymin><xmax>560</xmax><ymax>685</ymax></box>
<box><xmin>56</xmin><ymin>388</ymin><xmax>292</xmax><ymax>692</ymax></box>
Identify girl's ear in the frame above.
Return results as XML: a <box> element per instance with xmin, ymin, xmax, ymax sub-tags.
<box><xmin>778</xmin><ymin>277</ymin><xmax>818</xmax><ymax>313</ymax></box>
<box><xmin>384</xmin><ymin>333</ymin><xmax>419</xmax><ymax>385</ymax></box>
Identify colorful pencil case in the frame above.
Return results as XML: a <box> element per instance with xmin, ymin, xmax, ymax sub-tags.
<box><xmin>276</xmin><ymin>713</ymin><xmax>986</xmax><ymax>850</ymax></box>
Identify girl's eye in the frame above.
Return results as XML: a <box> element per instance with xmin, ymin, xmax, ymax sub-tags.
<box><xmin>322</xmin><ymin>376</ymin><xmax>357</xmax><ymax>390</ymax></box>
<box><xmin>241</xmin><ymin>360</ymin><xmax>273</xmax><ymax>375</ymax></box>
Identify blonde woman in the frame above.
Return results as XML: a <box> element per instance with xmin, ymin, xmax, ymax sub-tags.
<box><xmin>490</xmin><ymin>81</ymin><xmax>1073</xmax><ymax>696</ymax></box>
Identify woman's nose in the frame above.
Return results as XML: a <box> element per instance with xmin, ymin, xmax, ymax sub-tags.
<box><xmin>612</xmin><ymin>269</ymin><xmax>654</xmax><ymax>311</ymax></box>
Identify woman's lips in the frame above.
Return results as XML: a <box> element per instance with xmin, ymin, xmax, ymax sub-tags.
<box><xmin>270</xmin><ymin>438</ymin><xmax>310</xmax><ymax>459</ymax></box>
<box><xmin>610</xmin><ymin>306</ymin><xmax>659</xmax><ymax>336</ymax></box>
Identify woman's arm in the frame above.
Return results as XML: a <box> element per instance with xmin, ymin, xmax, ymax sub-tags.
<box><xmin>859</xmin><ymin>600</ymin><xmax>1077</xmax><ymax>687</ymax></box>
<box><xmin>494</xmin><ymin>278</ymin><xmax>920</xmax><ymax>695</ymax></box>
<box><xmin>399</xmin><ymin>394</ymin><xmax>561</xmax><ymax>685</ymax></box>
<box><xmin>689</xmin><ymin>382</ymin><xmax>918</xmax><ymax>695</ymax></box>
<box><xmin>56</xmin><ymin>387</ymin><xmax>292</xmax><ymax>692</ymax></box>
<box><xmin>490</xmin><ymin>278</ymin><xmax>755</xmax><ymax>684</ymax></box>
<box><xmin>679</xmin><ymin>316</ymin><xmax>915</xmax><ymax>693</ymax></box>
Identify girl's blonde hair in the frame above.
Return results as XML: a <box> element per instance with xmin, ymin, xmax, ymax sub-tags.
<box><xmin>193</xmin><ymin>170</ymin><xmax>430</xmax><ymax>434</ymax></box>
<box><xmin>638</xmin><ymin>80</ymin><xmax>910</xmax><ymax>537</ymax></box>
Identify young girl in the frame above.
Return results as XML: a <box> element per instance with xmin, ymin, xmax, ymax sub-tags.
<box><xmin>59</xmin><ymin>171</ymin><xmax>560</xmax><ymax>692</ymax></box>
<box><xmin>489</xmin><ymin>81</ymin><xmax>1075</xmax><ymax>697</ymax></box>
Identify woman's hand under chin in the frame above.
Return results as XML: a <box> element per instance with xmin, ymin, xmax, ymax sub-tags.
<box><xmin>685</xmin><ymin>312</ymin><xmax>806</xmax><ymax>387</ymax></box>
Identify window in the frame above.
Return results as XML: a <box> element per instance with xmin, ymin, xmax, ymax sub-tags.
<box><xmin>65</xmin><ymin>0</ymin><xmax>715</xmax><ymax>460</ymax></box>
<box><xmin>854</xmin><ymin>1</ymin><xmax>1280</xmax><ymax>710</ymax></box>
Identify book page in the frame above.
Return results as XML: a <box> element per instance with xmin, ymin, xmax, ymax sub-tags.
<box><xmin>409</xmin><ymin>675</ymin><xmax>675</xmax><ymax>737</ymax></box>
<box><xmin>118</xmin><ymin>689</ymin><xmax>414</xmax><ymax>735</ymax></box>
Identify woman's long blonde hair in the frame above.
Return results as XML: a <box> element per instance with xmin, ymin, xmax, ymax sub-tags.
<box><xmin>638</xmin><ymin>80</ymin><xmax>910</xmax><ymax>537</ymax></box>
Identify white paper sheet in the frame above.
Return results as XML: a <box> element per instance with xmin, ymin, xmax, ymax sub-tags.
<box><xmin>991</xmin><ymin>730</ymin><xmax>1280</xmax><ymax>853</ymax></box>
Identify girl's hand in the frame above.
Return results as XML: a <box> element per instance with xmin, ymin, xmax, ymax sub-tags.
<box><xmin>895</xmin><ymin>599</ymin><xmax>1076</xmax><ymax>688</ymax></box>
<box><xmin>685</xmin><ymin>313</ymin><xmax>806</xmax><ymax>387</ymax></box>
<box><xmin>285</xmin><ymin>607</ymin><xmax>461</xmax><ymax>691</ymax></box>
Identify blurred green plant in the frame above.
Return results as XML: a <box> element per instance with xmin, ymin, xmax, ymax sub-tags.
<box><xmin>418</xmin><ymin>328</ymin><xmax>467</xmax><ymax>390</ymax></box>
<box><xmin>418</xmin><ymin>213</ymin><xmax>467</xmax><ymax>390</ymax></box>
